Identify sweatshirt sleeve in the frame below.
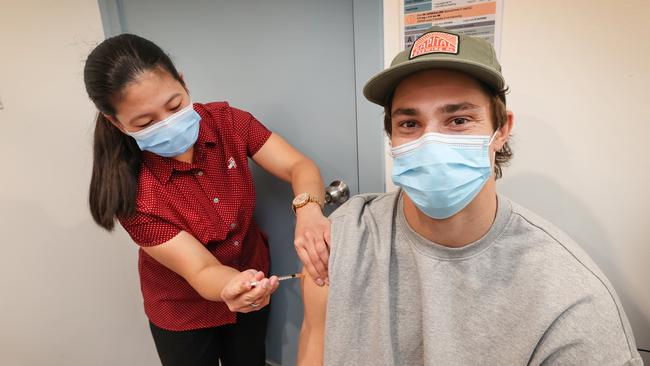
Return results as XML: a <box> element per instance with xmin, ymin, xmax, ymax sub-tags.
<box><xmin>528</xmin><ymin>294</ymin><xmax>642</xmax><ymax>365</ymax></box>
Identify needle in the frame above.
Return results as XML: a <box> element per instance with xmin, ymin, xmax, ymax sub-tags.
<box><xmin>250</xmin><ymin>273</ymin><xmax>304</xmax><ymax>288</ymax></box>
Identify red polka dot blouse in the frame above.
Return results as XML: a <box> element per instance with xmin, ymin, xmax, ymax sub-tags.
<box><xmin>119</xmin><ymin>102</ymin><xmax>272</xmax><ymax>331</ymax></box>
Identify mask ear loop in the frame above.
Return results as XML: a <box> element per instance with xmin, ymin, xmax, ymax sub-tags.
<box><xmin>488</xmin><ymin>129</ymin><xmax>500</xmax><ymax>146</ymax></box>
<box><xmin>488</xmin><ymin>130</ymin><xmax>500</xmax><ymax>168</ymax></box>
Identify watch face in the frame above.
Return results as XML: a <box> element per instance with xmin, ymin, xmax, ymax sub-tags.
<box><xmin>293</xmin><ymin>193</ymin><xmax>310</xmax><ymax>206</ymax></box>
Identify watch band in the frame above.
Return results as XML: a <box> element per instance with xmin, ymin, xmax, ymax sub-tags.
<box><xmin>292</xmin><ymin>194</ymin><xmax>323</xmax><ymax>214</ymax></box>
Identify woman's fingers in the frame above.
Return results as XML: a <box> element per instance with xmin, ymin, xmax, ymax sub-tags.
<box><xmin>313</xmin><ymin>233</ymin><xmax>329</xmax><ymax>274</ymax></box>
<box><xmin>323</xmin><ymin>220</ymin><xmax>332</xmax><ymax>247</ymax></box>
<box><xmin>222</xmin><ymin>269</ymin><xmax>256</xmax><ymax>301</ymax></box>
<box><xmin>296</xmin><ymin>241</ymin><xmax>324</xmax><ymax>286</ymax></box>
<box><xmin>232</xmin><ymin>273</ymin><xmax>280</xmax><ymax>312</ymax></box>
<box><xmin>222</xmin><ymin>269</ymin><xmax>267</xmax><ymax>312</ymax></box>
<box><xmin>295</xmin><ymin>238</ymin><xmax>320</xmax><ymax>282</ymax></box>
<box><xmin>221</xmin><ymin>270</ymin><xmax>283</xmax><ymax>313</ymax></box>
<box><xmin>245</xmin><ymin>276</ymin><xmax>279</xmax><ymax>303</ymax></box>
<box><xmin>323</xmin><ymin>223</ymin><xmax>332</xmax><ymax>285</ymax></box>
<box><xmin>303</xmin><ymin>231</ymin><xmax>328</xmax><ymax>284</ymax></box>
<box><xmin>294</xmin><ymin>217</ymin><xmax>331</xmax><ymax>286</ymax></box>
<box><xmin>268</xmin><ymin>275</ymin><xmax>280</xmax><ymax>289</ymax></box>
<box><xmin>293</xmin><ymin>205</ymin><xmax>332</xmax><ymax>286</ymax></box>
<box><xmin>238</xmin><ymin>293</ymin><xmax>272</xmax><ymax>313</ymax></box>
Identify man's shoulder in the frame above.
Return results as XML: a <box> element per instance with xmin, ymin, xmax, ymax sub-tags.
<box><xmin>327</xmin><ymin>191</ymin><xmax>400</xmax><ymax>267</ymax></box>
<box><xmin>329</xmin><ymin>190</ymin><xmax>400</xmax><ymax>225</ymax></box>
<box><xmin>504</xmin><ymin>198</ymin><xmax>607</xmax><ymax>280</ymax></box>
<box><xmin>503</xmin><ymin>198</ymin><xmax>611</xmax><ymax>287</ymax></box>
<box><xmin>503</xmin><ymin>198</ymin><xmax>639</xmax><ymax>355</ymax></box>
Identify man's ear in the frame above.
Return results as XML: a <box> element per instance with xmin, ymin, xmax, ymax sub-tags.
<box><xmin>493</xmin><ymin>111</ymin><xmax>514</xmax><ymax>151</ymax></box>
<box><xmin>103</xmin><ymin>113</ymin><xmax>126</xmax><ymax>134</ymax></box>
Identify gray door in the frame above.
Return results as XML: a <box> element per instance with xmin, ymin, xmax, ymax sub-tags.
<box><xmin>99</xmin><ymin>1</ymin><xmax>384</xmax><ymax>364</ymax></box>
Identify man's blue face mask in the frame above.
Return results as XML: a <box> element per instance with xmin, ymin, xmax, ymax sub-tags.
<box><xmin>125</xmin><ymin>102</ymin><xmax>201</xmax><ymax>158</ymax></box>
<box><xmin>391</xmin><ymin>131</ymin><xmax>498</xmax><ymax>219</ymax></box>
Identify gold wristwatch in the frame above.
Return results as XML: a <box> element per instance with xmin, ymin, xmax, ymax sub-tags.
<box><xmin>291</xmin><ymin>193</ymin><xmax>323</xmax><ymax>214</ymax></box>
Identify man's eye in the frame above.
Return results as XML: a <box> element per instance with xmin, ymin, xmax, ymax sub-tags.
<box><xmin>172</xmin><ymin>103</ymin><xmax>182</xmax><ymax>111</ymax></box>
<box><xmin>451</xmin><ymin>117</ymin><xmax>468</xmax><ymax>126</ymax></box>
<box><xmin>399</xmin><ymin>120</ymin><xmax>418</xmax><ymax>128</ymax></box>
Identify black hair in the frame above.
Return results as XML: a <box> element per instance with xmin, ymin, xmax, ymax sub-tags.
<box><xmin>83</xmin><ymin>34</ymin><xmax>184</xmax><ymax>230</ymax></box>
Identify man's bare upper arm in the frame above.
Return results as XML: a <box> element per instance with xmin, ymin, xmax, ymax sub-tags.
<box><xmin>301</xmin><ymin>268</ymin><xmax>329</xmax><ymax>328</ymax></box>
<box><xmin>298</xmin><ymin>268</ymin><xmax>329</xmax><ymax>366</ymax></box>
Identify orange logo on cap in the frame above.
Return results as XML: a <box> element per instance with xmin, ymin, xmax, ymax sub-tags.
<box><xmin>409</xmin><ymin>31</ymin><xmax>459</xmax><ymax>59</ymax></box>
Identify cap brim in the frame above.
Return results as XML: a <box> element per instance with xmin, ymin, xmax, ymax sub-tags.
<box><xmin>363</xmin><ymin>58</ymin><xmax>506</xmax><ymax>106</ymax></box>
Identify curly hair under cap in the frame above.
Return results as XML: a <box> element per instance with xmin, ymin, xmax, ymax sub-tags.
<box><xmin>383</xmin><ymin>82</ymin><xmax>513</xmax><ymax>179</ymax></box>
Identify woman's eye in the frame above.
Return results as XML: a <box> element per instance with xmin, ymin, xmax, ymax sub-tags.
<box><xmin>171</xmin><ymin>103</ymin><xmax>182</xmax><ymax>111</ymax></box>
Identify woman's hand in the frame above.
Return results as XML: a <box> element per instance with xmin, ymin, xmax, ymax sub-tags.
<box><xmin>220</xmin><ymin>270</ymin><xmax>279</xmax><ymax>313</ymax></box>
<box><xmin>294</xmin><ymin>203</ymin><xmax>331</xmax><ymax>286</ymax></box>
<box><xmin>249</xmin><ymin>133</ymin><xmax>330</xmax><ymax>286</ymax></box>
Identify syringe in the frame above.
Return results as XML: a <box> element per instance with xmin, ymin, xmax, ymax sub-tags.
<box><xmin>250</xmin><ymin>273</ymin><xmax>304</xmax><ymax>288</ymax></box>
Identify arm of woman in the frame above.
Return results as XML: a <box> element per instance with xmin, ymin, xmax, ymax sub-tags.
<box><xmin>252</xmin><ymin>133</ymin><xmax>331</xmax><ymax>286</ymax></box>
<box><xmin>297</xmin><ymin>268</ymin><xmax>329</xmax><ymax>366</ymax></box>
<box><xmin>142</xmin><ymin>230</ymin><xmax>279</xmax><ymax>312</ymax></box>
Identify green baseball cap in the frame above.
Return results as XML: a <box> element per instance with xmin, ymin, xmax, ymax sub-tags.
<box><xmin>363</xmin><ymin>26</ymin><xmax>505</xmax><ymax>106</ymax></box>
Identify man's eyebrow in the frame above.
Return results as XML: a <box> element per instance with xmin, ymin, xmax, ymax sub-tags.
<box><xmin>438</xmin><ymin>102</ymin><xmax>481</xmax><ymax>114</ymax></box>
<box><xmin>391</xmin><ymin>107</ymin><xmax>419</xmax><ymax>117</ymax></box>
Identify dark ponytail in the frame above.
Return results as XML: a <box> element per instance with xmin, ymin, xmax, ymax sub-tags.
<box><xmin>84</xmin><ymin>34</ymin><xmax>184</xmax><ymax>230</ymax></box>
<box><xmin>88</xmin><ymin>114</ymin><xmax>141</xmax><ymax>230</ymax></box>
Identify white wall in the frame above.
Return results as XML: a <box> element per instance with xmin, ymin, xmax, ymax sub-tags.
<box><xmin>499</xmin><ymin>0</ymin><xmax>650</xmax><ymax>359</ymax></box>
<box><xmin>384</xmin><ymin>0</ymin><xmax>650</xmax><ymax>361</ymax></box>
<box><xmin>0</xmin><ymin>1</ymin><xmax>159</xmax><ymax>365</ymax></box>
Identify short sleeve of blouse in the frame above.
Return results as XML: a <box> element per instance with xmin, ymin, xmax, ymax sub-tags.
<box><xmin>230</xmin><ymin>107</ymin><xmax>272</xmax><ymax>157</ymax></box>
<box><xmin>118</xmin><ymin>211</ymin><xmax>181</xmax><ymax>247</ymax></box>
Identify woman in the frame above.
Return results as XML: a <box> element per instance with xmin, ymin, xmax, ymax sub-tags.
<box><xmin>83</xmin><ymin>34</ymin><xmax>330</xmax><ymax>365</ymax></box>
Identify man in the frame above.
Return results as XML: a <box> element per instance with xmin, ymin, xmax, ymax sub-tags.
<box><xmin>298</xmin><ymin>26</ymin><xmax>642</xmax><ymax>365</ymax></box>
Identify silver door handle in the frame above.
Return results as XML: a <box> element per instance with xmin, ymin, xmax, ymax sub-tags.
<box><xmin>325</xmin><ymin>180</ymin><xmax>349</xmax><ymax>205</ymax></box>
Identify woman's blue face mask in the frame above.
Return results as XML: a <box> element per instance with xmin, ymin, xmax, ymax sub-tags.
<box><xmin>391</xmin><ymin>130</ymin><xmax>498</xmax><ymax>219</ymax></box>
<box><xmin>125</xmin><ymin>102</ymin><xmax>201</xmax><ymax>158</ymax></box>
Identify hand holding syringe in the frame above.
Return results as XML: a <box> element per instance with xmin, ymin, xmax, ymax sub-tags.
<box><xmin>221</xmin><ymin>272</ymin><xmax>303</xmax><ymax>313</ymax></box>
<box><xmin>220</xmin><ymin>270</ymin><xmax>279</xmax><ymax>313</ymax></box>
